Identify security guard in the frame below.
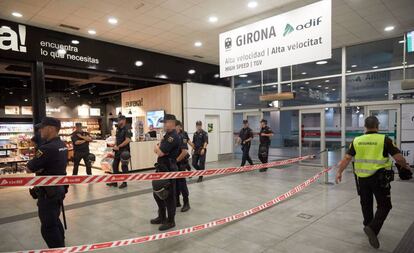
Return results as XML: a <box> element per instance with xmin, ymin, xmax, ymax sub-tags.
<box><xmin>26</xmin><ymin>117</ymin><xmax>68</xmax><ymax>248</ymax></box>
<box><xmin>335</xmin><ymin>116</ymin><xmax>411</xmax><ymax>249</ymax></box>
<box><xmin>258</xmin><ymin>119</ymin><xmax>273</xmax><ymax>172</ymax></box>
<box><xmin>238</xmin><ymin>120</ymin><xmax>254</xmax><ymax>166</ymax></box>
<box><xmin>189</xmin><ymin>121</ymin><xmax>208</xmax><ymax>182</ymax></box>
<box><xmin>71</xmin><ymin>123</ymin><xmax>93</xmax><ymax>175</ymax></box>
<box><xmin>151</xmin><ymin>114</ymin><xmax>181</xmax><ymax>230</ymax></box>
<box><xmin>107</xmin><ymin>115</ymin><xmax>131</xmax><ymax>189</ymax></box>
<box><xmin>175</xmin><ymin>120</ymin><xmax>191</xmax><ymax>212</ymax></box>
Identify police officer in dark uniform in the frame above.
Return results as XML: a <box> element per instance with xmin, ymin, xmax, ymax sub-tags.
<box><xmin>175</xmin><ymin>120</ymin><xmax>191</xmax><ymax>212</ymax></box>
<box><xmin>258</xmin><ymin>119</ymin><xmax>273</xmax><ymax>172</ymax></box>
<box><xmin>238</xmin><ymin>120</ymin><xmax>254</xmax><ymax>166</ymax></box>
<box><xmin>151</xmin><ymin>114</ymin><xmax>181</xmax><ymax>231</ymax></box>
<box><xmin>336</xmin><ymin>116</ymin><xmax>411</xmax><ymax>249</ymax></box>
<box><xmin>189</xmin><ymin>121</ymin><xmax>208</xmax><ymax>182</ymax></box>
<box><xmin>31</xmin><ymin>123</ymin><xmax>45</xmax><ymax>150</ymax></box>
<box><xmin>26</xmin><ymin>117</ymin><xmax>68</xmax><ymax>248</ymax></box>
<box><xmin>107</xmin><ymin>115</ymin><xmax>132</xmax><ymax>189</ymax></box>
<box><xmin>71</xmin><ymin>123</ymin><xmax>93</xmax><ymax>175</ymax></box>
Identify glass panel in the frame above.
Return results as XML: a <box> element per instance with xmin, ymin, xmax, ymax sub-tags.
<box><xmin>346</xmin><ymin>37</ymin><xmax>404</xmax><ymax>72</ymax></box>
<box><xmin>346</xmin><ymin>71</ymin><xmax>390</xmax><ymax>102</ymax></box>
<box><xmin>282</xmin><ymin>48</ymin><xmax>341</xmax><ymax>81</ymax></box>
<box><xmin>301</xmin><ymin>112</ymin><xmax>321</xmax><ymax>165</ymax></box>
<box><xmin>345</xmin><ymin>106</ymin><xmax>366</xmax><ymax>146</ymax></box>
<box><xmin>389</xmin><ymin>68</ymin><xmax>414</xmax><ymax>100</ymax></box>
<box><xmin>369</xmin><ymin>109</ymin><xmax>398</xmax><ymax>143</ymax></box>
<box><xmin>234</xmin><ymin>72</ymin><xmax>261</xmax><ymax>88</ymax></box>
<box><xmin>233</xmin><ymin>113</ymin><xmax>244</xmax><ymax>158</ymax></box>
<box><xmin>235</xmin><ymin>87</ymin><xmax>267</xmax><ymax>109</ymax></box>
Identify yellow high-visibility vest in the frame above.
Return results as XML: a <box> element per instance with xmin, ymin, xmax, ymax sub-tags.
<box><xmin>353</xmin><ymin>133</ymin><xmax>392</xmax><ymax>178</ymax></box>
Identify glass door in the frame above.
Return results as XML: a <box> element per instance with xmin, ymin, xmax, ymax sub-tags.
<box><xmin>299</xmin><ymin>109</ymin><xmax>326</xmax><ymax>166</ymax></box>
<box><xmin>366</xmin><ymin>105</ymin><xmax>400</xmax><ymax>147</ymax></box>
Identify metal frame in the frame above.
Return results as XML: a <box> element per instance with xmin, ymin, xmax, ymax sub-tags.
<box><xmin>366</xmin><ymin>104</ymin><xmax>401</xmax><ymax>147</ymax></box>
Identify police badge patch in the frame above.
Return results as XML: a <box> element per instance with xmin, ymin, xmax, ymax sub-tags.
<box><xmin>168</xmin><ymin>136</ymin><xmax>174</xmax><ymax>143</ymax></box>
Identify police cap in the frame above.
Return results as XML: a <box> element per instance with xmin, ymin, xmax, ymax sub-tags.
<box><xmin>38</xmin><ymin>117</ymin><xmax>61</xmax><ymax>130</ymax></box>
<box><xmin>118</xmin><ymin>115</ymin><xmax>126</xmax><ymax>121</ymax></box>
<box><xmin>161</xmin><ymin>114</ymin><xmax>176</xmax><ymax>122</ymax></box>
<box><xmin>260</xmin><ymin>119</ymin><xmax>268</xmax><ymax>124</ymax></box>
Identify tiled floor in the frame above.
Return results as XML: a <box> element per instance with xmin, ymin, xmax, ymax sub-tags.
<box><xmin>0</xmin><ymin>155</ymin><xmax>413</xmax><ymax>253</ymax></box>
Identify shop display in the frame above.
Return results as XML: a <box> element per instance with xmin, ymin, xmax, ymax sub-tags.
<box><xmin>0</xmin><ymin>123</ymin><xmax>33</xmax><ymax>141</ymax></box>
<box><xmin>59</xmin><ymin>119</ymin><xmax>102</xmax><ymax>141</ymax></box>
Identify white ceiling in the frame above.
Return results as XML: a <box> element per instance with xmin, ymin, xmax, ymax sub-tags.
<box><xmin>0</xmin><ymin>0</ymin><xmax>413</xmax><ymax>65</ymax></box>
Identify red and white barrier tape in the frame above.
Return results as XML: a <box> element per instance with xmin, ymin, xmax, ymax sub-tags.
<box><xmin>14</xmin><ymin>166</ymin><xmax>331</xmax><ymax>253</ymax></box>
<box><xmin>0</xmin><ymin>155</ymin><xmax>313</xmax><ymax>187</ymax></box>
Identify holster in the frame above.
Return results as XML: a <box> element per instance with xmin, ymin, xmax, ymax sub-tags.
<box><xmin>377</xmin><ymin>169</ymin><xmax>394</xmax><ymax>189</ymax></box>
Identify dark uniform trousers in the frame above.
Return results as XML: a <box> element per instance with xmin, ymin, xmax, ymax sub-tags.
<box><xmin>112</xmin><ymin>149</ymin><xmax>129</xmax><ymax>174</ymax></box>
<box><xmin>192</xmin><ymin>150</ymin><xmax>206</xmax><ymax>171</ymax></box>
<box><xmin>241</xmin><ymin>143</ymin><xmax>253</xmax><ymax>166</ymax></box>
<box><xmin>73</xmin><ymin>152</ymin><xmax>92</xmax><ymax>175</ymax></box>
<box><xmin>176</xmin><ymin>161</ymin><xmax>190</xmax><ymax>201</ymax></box>
<box><xmin>154</xmin><ymin>161</ymin><xmax>178</xmax><ymax>222</ymax></box>
<box><xmin>37</xmin><ymin>186</ymin><xmax>65</xmax><ymax>248</ymax></box>
<box><xmin>358</xmin><ymin>172</ymin><xmax>392</xmax><ymax>235</ymax></box>
<box><xmin>258</xmin><ymin>143</ymin><xmax>270</xmax><ymax>169</ymax></box>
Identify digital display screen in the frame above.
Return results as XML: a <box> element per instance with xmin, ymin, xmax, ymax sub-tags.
<box><xmin>408</xmin><ymin>31</ymin><xmax>414</xmax><ymax>53</ymax></box>
<box><xmin>147</xmin><ymin>110</ymin><xmax>164</xmax><ymax>128</ymax></box>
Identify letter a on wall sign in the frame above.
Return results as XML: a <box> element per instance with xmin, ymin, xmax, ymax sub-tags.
<box><xmin>0</xmin><ymin>26</ymin><xmax>19</xmax><ymax>51</ymax></box>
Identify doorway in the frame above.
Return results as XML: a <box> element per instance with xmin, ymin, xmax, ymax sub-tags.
<box><xmin>205</xmin><ymin>115</ymin><xmax>220</xmax><ymax>162</ymax></box>
<box><xmin>299</xmin><ymin>109</ymin><xmax>326</xmax><ymax>167</ymax></box>
<box><xmin>366</xmin><ymin>105</ymin><xmax>400</xmax><ymax>147</ymax></box>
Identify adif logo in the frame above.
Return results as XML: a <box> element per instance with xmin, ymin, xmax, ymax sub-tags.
<box><xmin>283</xmin><ymin>24</ymin><xmax>294</xmax><ymax>36</ymax></box>
<box><xmin>224</xmin><ymin>37</ymin><xmax>232</xmax><ymax>51</ymax></box>
<box><xmin>0</xmin><ymin>24</ymin><xmax>27</xmax><ymax>53</ymax></box>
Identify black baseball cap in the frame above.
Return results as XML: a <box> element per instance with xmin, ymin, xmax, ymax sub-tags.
<box><xmin>38</xmin><ymin>117</ymin><xmax>61</xmax><ymax>129</ymax></box>
<box><xmin>196</xmin><ymin>120</ymin><xmax>202</xmax><ymax>126</ymax></box>
<box><xmin>161</xmin><ymin>114</ymin><xmax>176</xmax><ymax>122</ymax></box>
<box><xmin>118</xmin><ymin>115</ymin><xmax>126</xmax><ymax>120</ymax></box>
<box><xmin>243</xmin><ymin>120</ymin><xmax>248</xmax><ymax>124</ymax></box>
<box><xmin>75</xmin><ymin>122</ymin><xmax>82</xmax><ymax>127</ymax></box>
<box><xmin>260</xmin><ymin>119</ymin><xmax>268</xmax><ymax>124</ymax></box>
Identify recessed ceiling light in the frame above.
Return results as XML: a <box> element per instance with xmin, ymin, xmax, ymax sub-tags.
<box><xmin>316</xmin><ymin>60</ymin><xmax>328</xmax><ymax>65</ymax></box>
<box><xmin>325</xmin><ymin>87</ymin><xmax>329</xmax><ymax>90</ymax></box>
<box><xmin>346</xmin><ymin>70</ymin><xmax>351</xmax><ymax>73</ymax></box>
<box><xmin>24</xmin><ymin>98</ymin><xmax>28</xmax><ymax>102</ymax></box>
<box><xmin>12</xmin><ymin>12</ymin><xmax>22</xmax><ymax>18</ymax></box>
<box><xmin>71</xmin><ymin>40</ymin><xmax>79</xmax><ymax>45</ymax></box>
<box><xmin>188</xmin><ymin>69</ymin><xmax>196</xmax><ymax>74</ymax></box>
<box><xmin>332</xmin><ymin>88</ymin><xmax>336</xmax><ymax>91</ymax></box>
<box><xmin>305</xmin><ymin>82</ymin><xmax>309</xmax><ymax>84</ymax></box>
<box><xmin>88</xmin><ymin>29</ymin><xmax>96</xmax><ymax>35</ymax></box>
<box><xmin>399</xmin><ymin>40</ymin><xmax>404</xmax><ymax>44</ymax></box>
<box><xmin>247</xmin><ymin>1</ymin><xmax>258</xmax><ymax>8</ymax></box>
<box><xmin>57</xmin><ymin>48</ymin><xmax>66</xmax><ymax>55</ymax></box>
<box><xmin>372</xmin><ymin>66</ymin><xmax>378</xmax><ymax>69</ymax></box>
<box><xmin>384</xmin><ymin>26</ymin><xmax>394</xmax><ymax>32</ymax></box>
<box><xmin>384</xmin><ymin>93</ymin><xmax>388</xmax><ymax>96</ymax></box>
<box><xmin>9</xmin><ymin>91</ymin><xmax>13</xmax><ymax>95</ymax></box>
<box><xmin>300</xmin><ymin>86</ymin><xmax>304</xmax><ymax>89</ymax></box>
<box><xmin>135</xmin><ymin>61</ymin><xmax>143</xmax><ymax>67</ymax></box>
<box><xmin>194</xmin><ymin>41</ymin><xmax>202</xmax><ymax>47</ymax></box>
<box><xmin>239</xmin><ymin>74</ymin><xmax>248</xmax><ymax>77</ymax></box>
<box><xmin>208</xmin><ymin>16</ymin><xmax>218</xmax><ymax>23</ymax></box>
<box><xmin>301</xmin><ymin>72</ymin><xmax>307</xmax><ymax>75</ymax></box>
<box><xmin>157</xmin><ymin>74</ymin><xmax>168</xmax><ymax>79</ymax></box>
<box><xmin>325</xmin><ymin>80</ymin><xmax>330</xmax><ymax>83</ymax></box>
<box><xmin>272</xmin><ymin>85</ymin><xmax>276</xmax><ymax>88</ymax></box>
<box><xmin>351</xmin><ymin>64</ymin><xmax>357</xmax><ymax>68</ymax></box>
<box><xmin>214</xmin><ymin>74</ymin><xmax>219</xmax><ymax>78</ymax></box>
<box><xmin>247</xmin><ymin>80</ymin><xmax>252</xmax><ymax>84</ymax></box>
<box><xmin>317</xmin><ymin>85</ymin><xmax>322</xmax><ymax>88</ymax></box>
<box><xmin>237</xmin><ymin>103</ymin><xmax>242</xmax><ymax>106</ymax></box>
<box><xmin>108</xmin><ymin>17</ymin><xmax>118</xmax><ymax>25</ymax></box>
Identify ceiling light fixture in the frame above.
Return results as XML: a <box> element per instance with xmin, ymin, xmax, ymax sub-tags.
<box><xmin>316</xmin><ymin>60</ymin><xmax>328</xmax><ymax>65</ymax></box>
<box><xmin>239</xmin><ymin>74</ymin><xmax>248</xmax><ymax>78</ymax></box>
<box><xmin>384</xmin><ymin>26</ymin><xmax>394</xmax><ymax>32</ymax></box>
<box><xmin>332</xmin><ymin>88</ymin><xmax>336</xmax><ymax>91</ymax></box>
<box><xmin>194</xmin><ymin>41</ymin><xmax>202</xmax><ymax>47</ymax></box>
<box><xmin>208</xmin><ymin>16</ymin><xmax>218</xmax><ymax>23</ymax></box>
<box><xmin>305</xmin><ymin>81</ymin><xmax>310</xmax><ymax>84</ymax></box>
<box><xmin>88</xmin><ymin>29</ymin><xmax>96</xmax><ymax>35</ymax></box>
<box><xmin>300</xmin><ymin>86</ymin><xmax>304</xmax><ymax>89</ymax></box>
<box><xmin>398</xmin><ymin>40</ymin><xmax>404</xmax><ymax>44</ymax></box>
<box><xmin>108</xmin><ymin>17</ymin><xmax>118</xmax><ymax>25</ymax></box>
<box><xmin>188</xmin><ymin>69</ymin><xmax>196</xmax><ymax>74</ymax></box>
<box><xmin>351</xmin><ymin>64</ymin><xmax>357</xmax><ymax>68</ymax></box>
<box><xmin>157</xmin><ymin>74</ymin><xmax>168</xmax><ymax>79</ymax></box>
<box><xmin>24</xmin><ymin>98</ymin><xmax>28</xmax><ymax>102</ymax></box>
<box><xmin>301</xmin><ymin>72</ymin><xmax>307</xmax><ymax>75</ymax></box>
<box><xmin>325</xmin><ymin>80</ymin><xmax>330</xmax><ymax>83</ymax></box>
<box><xmin>317</xmin><ymin>85</ymin><xmax>322</xmax><ymax>88</ymax></box>
<box><xmin>71</xmin><ymin>40</ymin><xmax>79</xmax><ymax>45</ymax></box>
<box><xmin>237</xmin><ymin>103</ymin><xmax>242</xmax><ymax>106</ymax></box>
<box><xmin>12</xmin><ymin>12</ymin><xmax>22</xmax><ymax>18</ymax></box>
<box><xmin>325</xmin><ymin>87</ymin><xmax>329</xmax><ymax>90</ymax></box>
<box><xmin>214</xmin><ymin>74</ymin><xmax>219</xmax><ymax>78</ymax></box>
<box><xmin>372</xmin><ymin>66</ymin><xmax>378</xmax><ymax>69</ymax></box>
<box><xmin>9</xmin><ymin>91</ymin><xmax>13</xmax><ymax>95</ymax></box>
<box><xmin>247</xmin><ymin>1</ymin><xmax>258</xmax><ymax>8</ymax></box>
<box><xmin>135</xmin><ymin>60</ymin><xmax>143</xmax><ymax>67</ymax></box>
<box><xmin>346</xmin><ymin>70</ymin><xmax>351</xmax><ymax>73</ymax></box>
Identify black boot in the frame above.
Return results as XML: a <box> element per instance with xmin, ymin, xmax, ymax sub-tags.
<box><xmin>150</xmin><ymin>210</ymin><xmax>166</xmax><ymax>225</ymax></box>
<box><xmin>106</xmin><ymin>182</ymin><xmax>118</xmax><ymax>187</ymax></box>
<box><xmin>118</xmin><ymin>182</ymin><xmax>127</xmax><ymax>189</ymax></box>
<box><xmin>159</xmin><ymin>218</ymin><xmax>175</xmax><ymax>231</ymax></box>
<box><xmin>181</xmin><ymin>197</ymin><xmax>190</xmax><ymax>212</ymax></box>
<box><xmin>197</xmin><ymin>176</ymin><xmax>203</xmax><ymax>183</ymax></box>
<box><xmin>364</xmin><ymin>226</ymin><xmax>380</xmax><ymax>249</ymax></box>
<box><xmin>259</xmin><ymin>168</ymin><xmax>268</xmax><ymax>172</ymax></box>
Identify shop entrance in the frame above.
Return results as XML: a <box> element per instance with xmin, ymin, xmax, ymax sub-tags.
<box><xmin>205</xmin><ymin>115</ymin><xmax>220</xmax><ymax>162</ymax></box>
<box><xmin>299</xmin><ymin>109</ymin><xmax>326</xmax><ymax>167</ymax></box>
<box><xmin>366</xmin><ymin>105</ymin><xmax>400</xmax><ymax>146</ymax></box>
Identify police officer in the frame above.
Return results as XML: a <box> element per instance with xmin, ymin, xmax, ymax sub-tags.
<box><xmin>31</xmin><ymin>123</ymin><xmax>45</xmax><ymax>150</ymax></box>
<box><xmin>189</xmin><ymin>121</ymin><xmax>208</xmax><ymax>182</ymax></box>
<box><xmin>71</xmin><ymin>123</ymin><xmax>93</xmax><ymax>175</ymax></box>
<box><xmin>335</xmin><ymin>116</ymin><xmax>411</xmax><ymax>249</ymax></box>
<box><xmin>175</xmin><ymin>120</ymin><xmax>191</xmax><ymax>212</ymax></box>
<box><xmin>26</xmin><ymin>117</ymin><xmax>68</xmax><ymax>248</ymax></box>
<box><xmin>238</xmin><ymin>120</ymin><xmax>254</xmax><ymax>167</ymax></box>
<box><xmin>151</xmin><ymin>114</ymin><xmax>181</xmax><ymax>230</ymax></box>
<box><xmin>258</xmin><ymin>119</ymin><xmax>273</xmax><ymax>172</ymax></box>
<box><xmin>107</xmin><ymin>115</ymin><xmax>132</xmax><ymax>189</ymax></box>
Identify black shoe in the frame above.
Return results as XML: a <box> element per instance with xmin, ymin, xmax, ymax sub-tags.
<box><xmin>176</xmin><ymin>201</ymin><xmax>181</xmax><ymax>207</ymax></box>
<box><xmin>197</xmin><ymin>177</ymin><xmax>203</xmax><ymax>183</ymax></box>
<box><xmin>364</xmin><ymin>226</ymin><xmax>380</xmax><ymax>249</ymax></box>
<box><xmin>150</xmin><ymin>216</ymin><xmax>165</xmax><ymax>225</ymax></box>
<box><xmin>106</xmin><ymin>182</ymin><xmax>118</xmax><ymax>187</ymax></box>
<box><xmin>259</xmin><ymin>168</ymin><xmax>268</xmax><ymax>172</ymax></box>
<box><xmin>159</xmin><ymin>222</ymin><xmax>175</xmax><ymax>231</ymax></box>
<box><xmin>181</xmin><ymin>202</ymin><xmax>190</xmax><ymax>212</ymax></box>
<box><xmin>118</xmin><ymin>182</ymin><xmax>127</xmax><ymax>189</ymax></box>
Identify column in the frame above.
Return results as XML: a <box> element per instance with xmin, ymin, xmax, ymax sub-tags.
<box><xmin>31</xmin><ymin>61</ymin><xmax>46</xmax><ymax>125</ymax></box>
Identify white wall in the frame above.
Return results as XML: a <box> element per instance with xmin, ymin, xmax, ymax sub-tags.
<box><xmin>183</xmin><ymin>82</ymin><xmax>233</xmax><ymax>155</ymax></box>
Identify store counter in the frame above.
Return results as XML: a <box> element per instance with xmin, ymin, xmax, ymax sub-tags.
<box><xmin>130</xmin><ymin>140</ymin><xmax>158</xmax><ymax>170</ymax></box>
